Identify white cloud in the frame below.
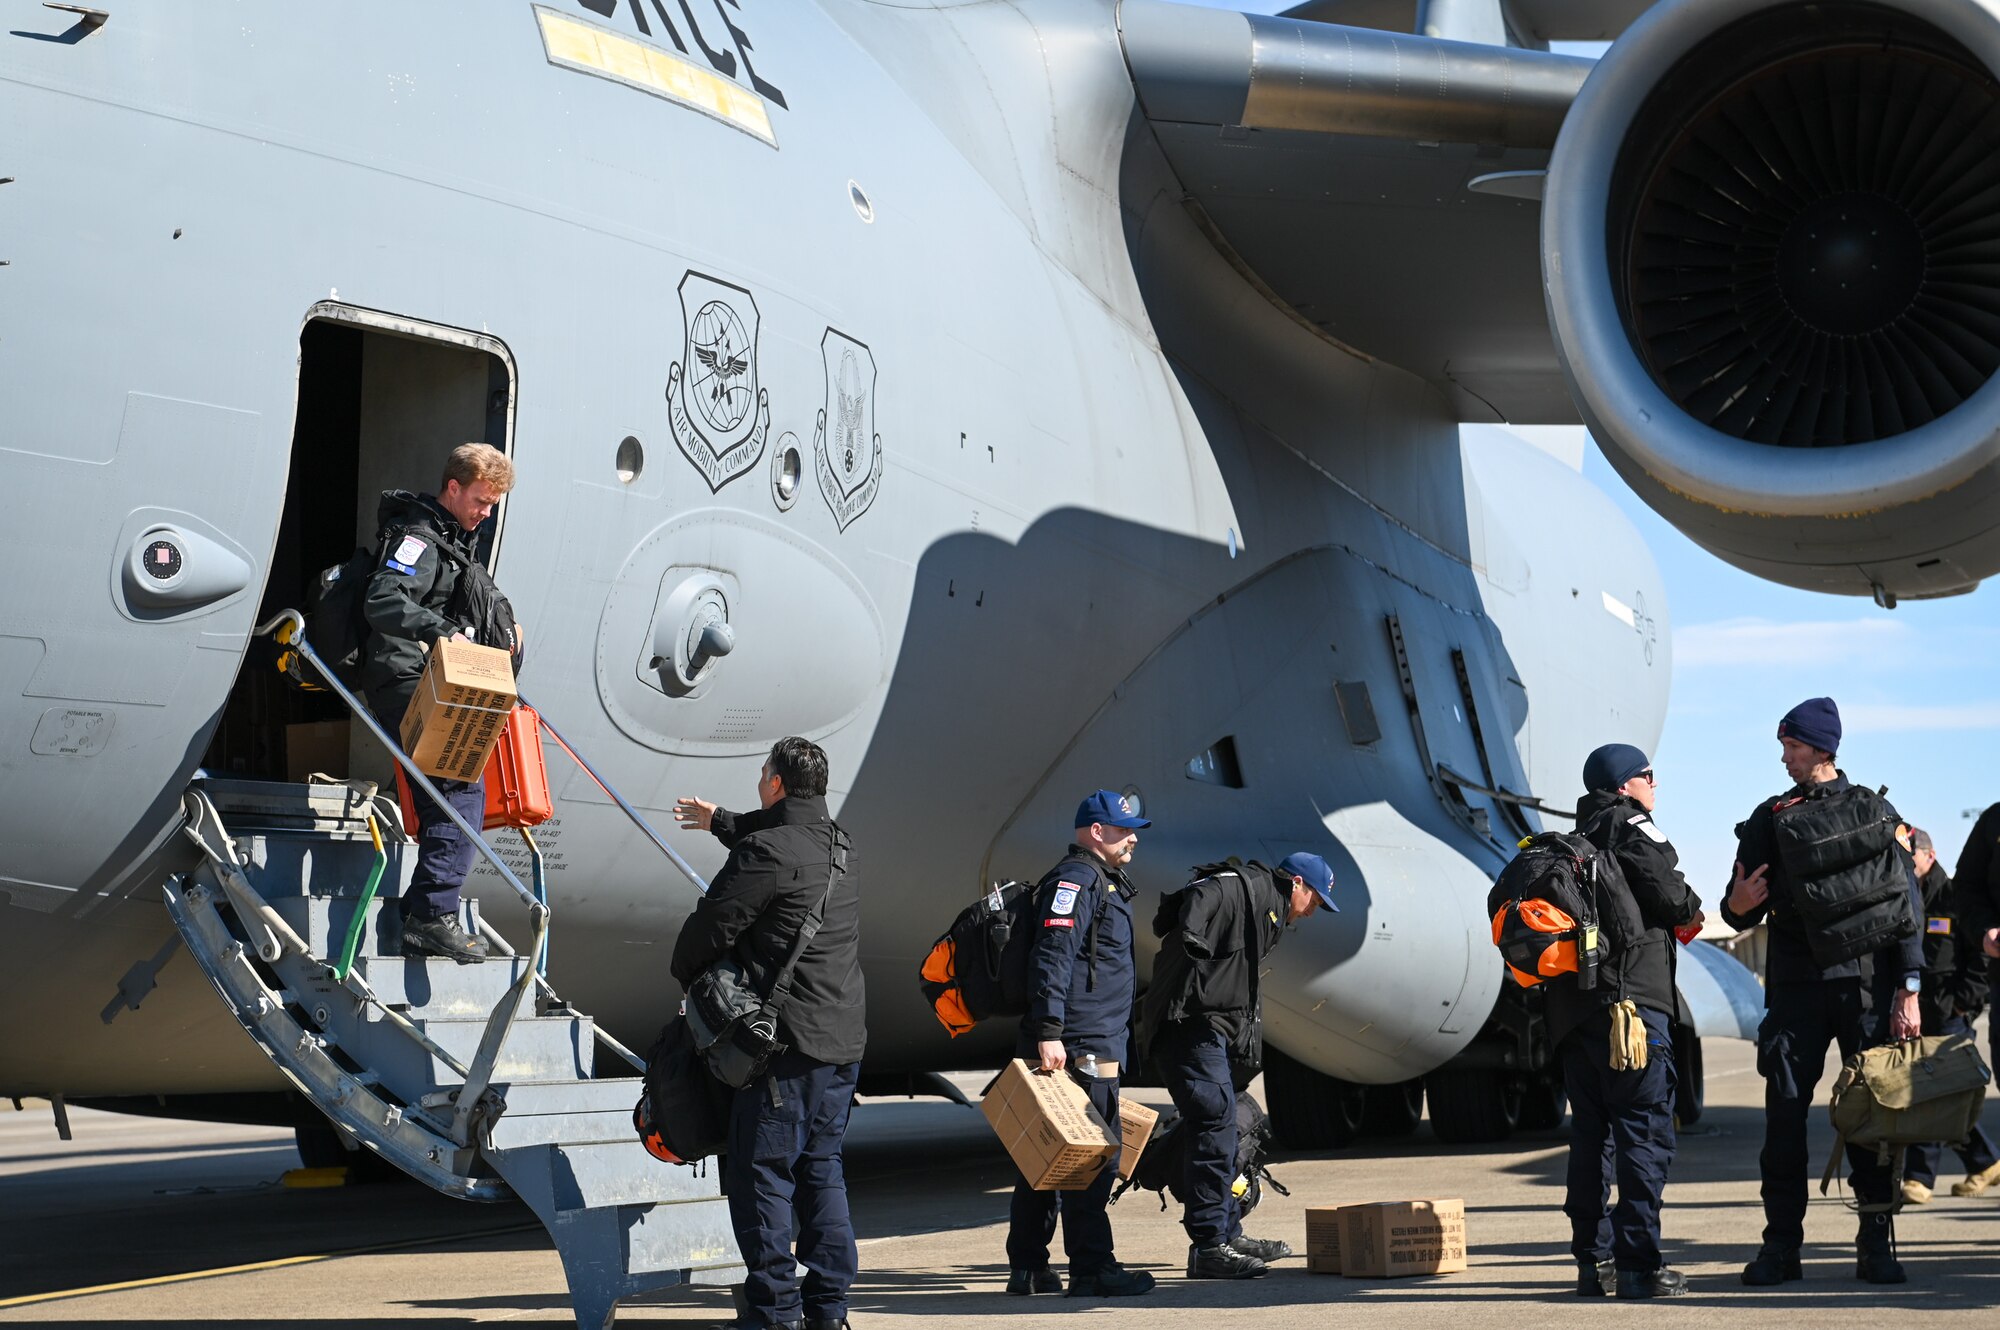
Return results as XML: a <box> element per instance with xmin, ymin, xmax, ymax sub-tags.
<box><xmin>1841</xmin><ymin>702</ymin><xmax>2000</xmax><ymax>732</ymax></box>
<box><xmin>1673</xmin><ymin>617</ymin><xmax>1917</xmax><ymax>669</ymax></box>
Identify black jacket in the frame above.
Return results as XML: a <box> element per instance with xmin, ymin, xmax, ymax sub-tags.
<box><xmin>1917</xmin><ymin>862</ymin><xmax>1985</xmax><ymax>1029</ymax></box>
<box><xmin>359</xmin><ymin>490</ymin><xmax>482</xmax><ymax>715</ymax></box>
<box><xmin>1720</xmin><ymin>772</ymin><xmax>1923</xmax><ymax>988</ymax></box>
<box><xmin>1019</xmin><ymin>847</ymin><xmax>1138</xmax><ymax>1063</ymax></box>
<box><xmin>1139</xmin><ymin>862</ymin><xmax>1288</xmax><ymax>1052</ymax></box>
<box><xmin>1548</xmin><ymin>792</ymin><xmax>1697</xmax><ymax>1043</ymax></box>
<box><xmin>669</xmin><ymin>796</ymin><xmax>866</xmax><ymax>1066</ymax></box>
<box><xmin>1953</xmin><ymin>801</ymin><xmax>2000</xmax><ymax>989</ymax></box>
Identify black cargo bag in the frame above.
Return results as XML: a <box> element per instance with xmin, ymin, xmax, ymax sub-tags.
<box><xmin>1113</xmin><ymin>1089</ymin><xmax>1287</xmax><ymax>1215</ymax></box>
<box><xmin>634</xmin><ymin>1014</ymin><xmax>733</xmax><ymax>1166</ymax></box>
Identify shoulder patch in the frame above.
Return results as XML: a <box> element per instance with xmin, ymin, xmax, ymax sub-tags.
<box><xmin>1044</xmin><ymin>917</ymin><xmax>1074</xmax><ymax>929</ymax></box>
<box><xmin>1050</xmin><ymin>886</ymin><xmax>1078</xmax><ymax>917</ymax></box>
<box><xmin>393</xmin><ymin>534</ymin><xmax>429</xmax><ymax>565</ymax></box>
<box><xmin>1928</xmin><ymin>916</ymin><xmax>1952</xmax><ymax>935</ymax></box>
<box><xmin>1627</xmin><ymin>815</ymin><xmax>1668</xmax><ymax>844</ymax></box>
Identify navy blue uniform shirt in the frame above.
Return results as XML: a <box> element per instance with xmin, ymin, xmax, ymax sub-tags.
<box><xmin>1020</xmin><ymin>846</ymin><xmax>1138</xmax><ymax>1064</ymax></box>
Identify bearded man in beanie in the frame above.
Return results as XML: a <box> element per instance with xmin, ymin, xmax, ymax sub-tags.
<box><xmin>1562</xmin><ymin>744</ymin><xmax>1702</xmax><ymax>1298</ymax></box>
<box><xmin>1721</xmin><ymin>698</ymin><xmax>1925</xmax><ymax>1286</ymax></box>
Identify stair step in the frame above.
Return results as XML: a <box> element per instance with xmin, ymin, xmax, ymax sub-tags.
<box><xmin>488</xmin><ymin>1105</ymin><xmax>638</xmax><ymax>1150</ymax></box>
<box><xmin>548</xmin><ymin>1140</ymin><xmax>722</xmax><ymax>1209</ymax></box>
<box><xmin>351</xmin><ymin>952</ymin><xmax>533</xmax><ymax>1018</ymax></box>
<box><xmin>494</xmin><ymin>1077</ymin><xmax>647</xmax><ymax>1119</ymax></box>
<box><xmin>269</xmin><ymin>893</ymin><xmax>402</xmax><ymax>963</ymax></box>
<box><xmin>621</xmin><ymin>1197</ymin><xmax>740</xmax><ymax>1277</ymax></box>
<box><xmin>419</xmin><ymin>1013</ymin><xmax>594</xmax><ymax>1082</ymax></box>
<box><xmin>236</xmin><ymin>834</ymin><xmax>414</xmax><ymax>900</ymax></box>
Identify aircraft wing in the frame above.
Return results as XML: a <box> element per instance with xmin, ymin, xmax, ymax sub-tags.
<box><xmin>1121</xmin><ymin>1</ymin><xmax>1596</xmax><ymax>423</ymax></box>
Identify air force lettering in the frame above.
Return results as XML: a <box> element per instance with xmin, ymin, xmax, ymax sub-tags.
<box><xmin>667</xmin><ymin>271</ymin><xmax>771</xmax><ymax>491</ymax></box>
<box><xmin>815</xmin><ymin>328</ymin><xmax>883</xmax><ymax>530</ymax></box>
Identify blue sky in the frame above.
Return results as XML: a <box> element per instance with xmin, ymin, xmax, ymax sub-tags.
<box><xmin>1187</xmin><ymin>0</ymin><xmax>2000</xmax><ymax>886</ymax></box>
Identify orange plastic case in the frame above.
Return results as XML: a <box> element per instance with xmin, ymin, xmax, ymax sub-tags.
<box><xmin>395</xmin><ymin>704</ymin><xmax>554</xmax><ymax>833</ymax></box>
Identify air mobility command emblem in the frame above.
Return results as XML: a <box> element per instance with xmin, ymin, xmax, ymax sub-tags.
<box><xmin>815</xmin><ymin>328</ymin><xmax>883</xmax><ymax>530</ymax></box>
<box><xmin>668</xmin><ymin>271</ymin><xmax>771</xmax><ymax>491</ymax></box>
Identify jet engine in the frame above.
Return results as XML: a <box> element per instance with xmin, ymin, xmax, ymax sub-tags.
<box><xmin>1543</xmin><ymin>0</ymin><xmax>2000</xmax><ymax>602</ymax></box>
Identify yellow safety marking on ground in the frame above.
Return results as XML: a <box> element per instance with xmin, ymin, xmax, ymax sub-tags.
<box><xmin>280</xmin><ymin>1165</ymin><xmax>351</xmax><ymax>1189</ymax></box>
<box><xmin>533</xmin><ymin>6</ymin><xmax>775</xmax><ymax>147</ymax></box>
<box><xmin>0</xmin><ymin>1222</ymin><xmax>543</xmax><ymax>1308</ymax></box>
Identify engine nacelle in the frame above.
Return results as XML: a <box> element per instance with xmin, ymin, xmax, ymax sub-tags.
<box><xmin>1544</xmin><ymin>0</ymin><xmax>2000</xmax><ymax>602</ymax></box>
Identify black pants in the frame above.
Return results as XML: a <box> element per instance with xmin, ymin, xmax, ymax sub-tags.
<box><xmin>373</xmin><ymin>702</ymin><xmax>484</xmax><ymax>920</ymax></box>
<box><xmin>1006</xmin><ymin>1072</ymin><xmax>1121</xmax><ymax>1274</ymax></box>
<box><xmin>1755</xmin><ymin>980</ymin><xmax>1892</xmax><ymax>1248</ymax></box>
<box><xmin>724</xmin><ymin>1052</ymin><xmax>859</xmax><ymax>1327</ymax></box>
<box><xmin>1561</xmin><ymin>1005</ymin><xmax>1676</xmax><ymax>1272</ymax></box>
<box><xmin>1906</xmin><ymin>1010</ymin><xmax>1999</xmax><ymax>1186</ymax></box>
<box><xmin>1157</xmin><ymin>1019</ymin><xmax>1240</xmax><ymax>1248</ymax></box>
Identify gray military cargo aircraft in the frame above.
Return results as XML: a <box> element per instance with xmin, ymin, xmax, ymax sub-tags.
<box><xmin>4</xmin><ymin>0</ymin><xmax>1989</xmax><ymax>1320</ymax></box>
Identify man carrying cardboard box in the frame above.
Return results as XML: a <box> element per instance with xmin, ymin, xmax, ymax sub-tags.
<box><xmin>359</xmin><ymin>443</ymin><xmax>521</xmax><ymax>963</ymax></box>
<box><xmin>1003</xmin><ymin>790</ymin><xmax>1156</xmax><ymax>1300</ymax></box>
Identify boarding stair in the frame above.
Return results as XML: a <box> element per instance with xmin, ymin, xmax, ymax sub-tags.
<box><xmin>159</xmin><ymin>612</ymin><xmax>737</xmax><ymax>1329</ymax></box>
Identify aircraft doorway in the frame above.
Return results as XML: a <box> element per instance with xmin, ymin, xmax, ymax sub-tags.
<box><xmin>200</xmin><ymin>307</ymin><xmax>515</xmax><ymax>783</ymax></box>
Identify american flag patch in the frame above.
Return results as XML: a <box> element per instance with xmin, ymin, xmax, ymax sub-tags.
<box><xmin>1927</xmin><ymin>916</ymin><xmax>1951</xmax><ymax>935</ymax></box>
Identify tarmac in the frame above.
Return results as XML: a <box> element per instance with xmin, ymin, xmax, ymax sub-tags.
<box><xmin>3</xmin><ymin>1031</ymin><xmax>1998</xmax><ymax>1327</ymax></box>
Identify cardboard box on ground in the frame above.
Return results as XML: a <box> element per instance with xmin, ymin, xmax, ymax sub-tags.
<box><xmin>1306</xmin><ymin>1199</ymin><xmax>1467</xmax><ymax>1277</ymax></box>
<box><xmin>400</xmin><ymin>639</ymin><xmax>517</xmax><ymax>781</ymax></box>
<box><xmin>983</xmin><ymin>1060</ymin><xmax>1155</xmax><ymax>1190</ymax></box>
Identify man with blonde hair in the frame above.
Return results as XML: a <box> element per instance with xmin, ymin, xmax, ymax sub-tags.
<box><xmin>361</xmin><ymin>442</ymin><xmax>520</xmax><ymax>962</ymax></box>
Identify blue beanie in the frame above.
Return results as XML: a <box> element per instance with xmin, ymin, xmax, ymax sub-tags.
<box><xmin>1778</xmin><ymin>697</ymin><xmax>1841</xmax><ymax>758</ymax></box>
<box><xmin>1582</xmin><ymin>743</ymin><xmax>1650</xmax><ymax>793</ymax></box>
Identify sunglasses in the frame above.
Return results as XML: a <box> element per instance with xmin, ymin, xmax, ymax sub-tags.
<box><xmin>1635</xmin><ymin>769</ymin><xmax>1657</xmax><ymax>785</ymax></box>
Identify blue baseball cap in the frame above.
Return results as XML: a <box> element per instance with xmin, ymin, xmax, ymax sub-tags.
<box><xmin>1075</xmin><ymin>789</ymin><xmax>1151</xmax><ymax>830</ymax></box>
<box><xmin>1278</xmin><ymin>852</ymin><xmax>1338</xmax><ymax>913</ymax></box>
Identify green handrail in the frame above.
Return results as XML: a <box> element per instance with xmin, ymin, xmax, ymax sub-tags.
<box><xmin>334</xmin><ymin>814</ymin><xmax>388</xmax><ymax>982</ymax></box>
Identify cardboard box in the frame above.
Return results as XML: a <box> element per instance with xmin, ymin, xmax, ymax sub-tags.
<box><xmin>1116</xmin><ymin>1098</ymin><xmax>1160</xmax><ymax>1181</ymax></box>
<box><xmin>399</xmin><ymin>639</ymin><xmax>517</xmax><ymax>781</ymax></box>
<box><xmin>980</xmin><ymin>1059</ymin><xmax>1119</xmax><ymax>1190</ymax></box>
<box><xmin>1305</xmin><ymin>1205</ymin><xmax>1346</xmax><ymax>1274</ymax></box>
<box><xmin>1311</xmin><ymin>1199</ymin><xmax>1466</xmax><ymax>1277</ymax></box>
<box><xmin>285</xmin><ymin>719</ymin><xmax>351</xmax><ymax>783</ymax></box>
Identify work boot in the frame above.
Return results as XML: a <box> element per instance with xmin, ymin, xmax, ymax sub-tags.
<box><xmin>1005</xmin><ymin>1267</ymin><xmax>1062</xmax><ymax>1295</ymax></box>
<box><xmin>805</xmin><ymin>1319</ymin><xmax>849</xmax><ymax>1330</ymax></box>
<box><xmin>1228</xmin><ymin>1234</ymin><xmax>1294</xmax><ymax>1261</ymax></box>
<box><xmin>1902</xmin><ymin>1178</ymin><xmax>1933</xmax><ymax>1205</ymax></box>
<box><xmin>1066</xmin><ymin>1261</ymin><xmax>1156</xmax><ymax>1297</ymax></box>
<box><xmin>1576</xmin><ymin>1259</ymin><xmax>1614</xmax><ymax>1297</ymax></box>
<box><xmin>1856</xmin><ymin>1213</ymin><xmax>1906</xmax><ymax>1284</ymax></box>
<box><xmin>401</xmin><ymin>913</ymin><xmax>491</xmax><ymax>963</ymax></box>
<box><xmin>1952</xmin><ymin>1161</ymin><xmax>2000</xmax><ymax>1196</ymax></box>
<box><xmin>1616</xmin><ymin>1267</ymin><xmax>1690</xmax><ymax>1299</ymax></box>
<box><xmin>1187</xmin><ymin>1244</ymin><xmax>1267</xmax><ymax>1280</ymax></box>
<box><xmin>1740</xmin><ymin>1245</ymin><xmax>1802</xmax><ymax>1285</ymax></box>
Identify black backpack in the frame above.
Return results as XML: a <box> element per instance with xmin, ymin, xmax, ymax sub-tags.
<box><xmin>1113</xmin><ymin>1089</ymin><xmax>1288</xmax><ymax>1214</ymax></box>
<box><xmin>919</xmin><ymin>881</ymin><xmax>1038</xmax><ymax>1036</ymax></box>
<box><xmin>298</xmin><ymin>523</ymin><xmax>518</xmax><ymax>688</ymax></box>
<box><xmin>1767</xmin><ymin>785</ymin><xmax>1916</xmax><ymax>968</ymax></box>
<box><xmin>633</xmin><ymin>1013</ymin><xmax>732</xmax><ymax>1167</ymax></box>
<box><xmin>1487</xmin><ymin>831</ymin><xmax>1637</xmax><ymax>991</ymax></box>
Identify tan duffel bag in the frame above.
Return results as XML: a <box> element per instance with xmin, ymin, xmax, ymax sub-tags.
<box><xmin>1821</xmin><ymin>1033</ymin><xmax>1992</xmax><ymax>1208</ymax></box>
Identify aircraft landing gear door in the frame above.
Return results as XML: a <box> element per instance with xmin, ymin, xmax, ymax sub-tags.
<box><xmin>201</xmin><ymin>304</ymin><xmax>516</xmax><ymax>786</ymax></box>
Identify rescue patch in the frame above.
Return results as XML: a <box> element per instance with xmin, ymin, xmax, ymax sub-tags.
<box><xmin>1044</xmin><ymin>917</ymin><xmax>1074</xmax><ymax>929</ymax></box>
<box><xmin>1928</xmin><ymin>916</ymin><xmax>1952</xmax><ymax>935</ymax></box>
<box><xmin>385</xmin><ymin>533</ymin><xmax>428</xmax><ymax>574</ymax></box>
<box><xmin>1050</xmin><ymin>887</ymin><xmax>1078</xmax><ymax>917</ymax></box>
<box><xmin>1627</xmin><ymin>814</ymin><xmax>1668</xmax><ymax>844</ymax></box>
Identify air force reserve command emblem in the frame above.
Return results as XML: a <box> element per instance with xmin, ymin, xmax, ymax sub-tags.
<box><xmin>667</xmin><ymin>271</ymin><xmax>771</xmax><ymax>491</ymax></box>
<box><xmin>815</xmin><ymin>328</ymin><xmax>883</xmax><ymax>530</ymax></box>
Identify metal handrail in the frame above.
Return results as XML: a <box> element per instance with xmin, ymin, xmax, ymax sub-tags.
<box><xmin>524</xmin><ymin>694</ymin><xmax>710</xmax><ymax>897</ymax></box>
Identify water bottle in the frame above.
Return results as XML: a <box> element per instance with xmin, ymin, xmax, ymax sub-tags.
<box><xmin>1077</xmin><ymin>1053</ymin><xmax>1100</xmax><ymax>1079</ymax></box>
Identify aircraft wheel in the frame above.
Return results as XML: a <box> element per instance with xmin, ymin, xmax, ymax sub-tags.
<box><xmin>1425</xmin><ymin>1066</ymin><xmax>1524</xmax><ymax>1144</ymax></box>
<box><xmin>1516</xmin><ymin>1066</ymin><xmax>1568</xmax><ymax>1132</ymax></box>
<box><xmin>1264</xmin><ymin>1046</ymin><xmax>1367</xmax><ymax>1149</ymax></box>
<box><xmin>1361</xmin><ymin>1080</ymin><xmax>1425</xmax><ymax>1137</ymax></box>
<box><xmin>1674</xmin><ymin>1024</ymin><xmax>1706</xmax><ymax>1126</ymax></box>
